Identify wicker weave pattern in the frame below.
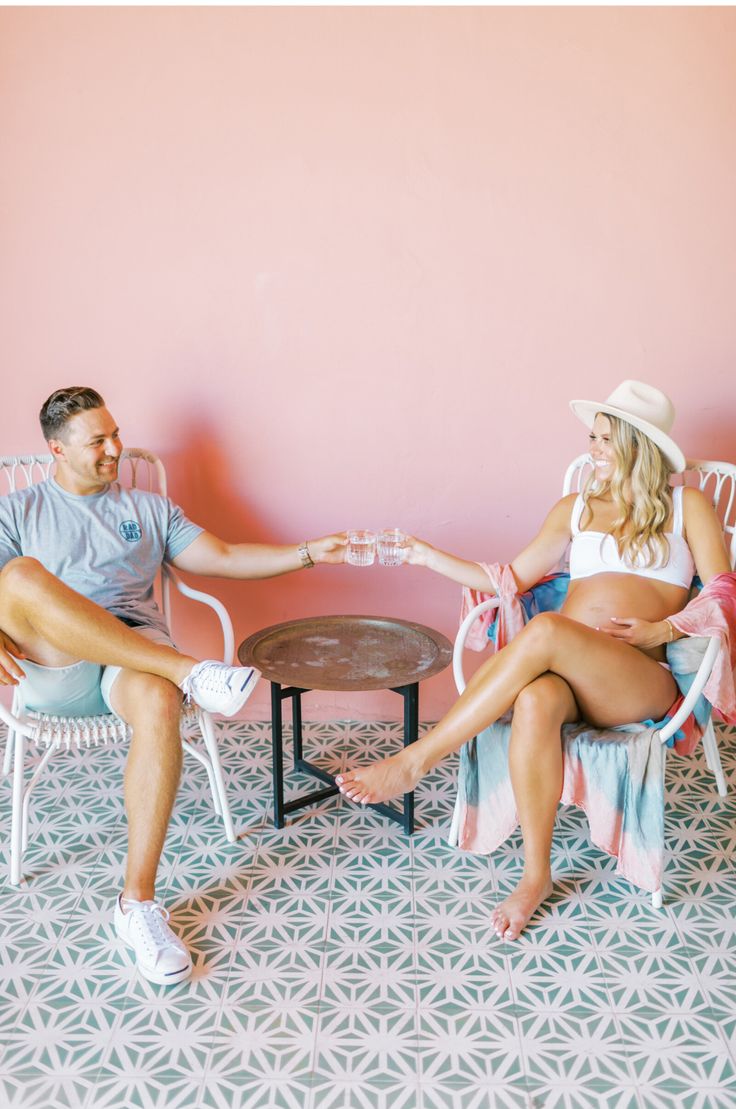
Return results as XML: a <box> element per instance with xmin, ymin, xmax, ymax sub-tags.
<box><xmin>26</xmin><ymin>702</ymin><xmax>200</xmax><ymax>750</ymax></box>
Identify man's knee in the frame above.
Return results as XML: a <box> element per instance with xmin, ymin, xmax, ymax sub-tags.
<box><xmin>0</xmin><ymin>556</ymin><xmax>48</xmax><ymax>596</ymax></box>
<box><xmin>113</xmin><ymin>671</ymin><xmax>182</xmax><ymax>729</ymax></box>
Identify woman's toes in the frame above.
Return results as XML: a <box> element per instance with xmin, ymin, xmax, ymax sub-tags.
<box><xmin>339</xmin><ymin>782</ymin><xmax>370</xmax><ymax>803</ymax></box>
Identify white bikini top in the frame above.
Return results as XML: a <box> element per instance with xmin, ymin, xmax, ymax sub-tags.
<box><xmin>569</xmin><ymin>485</ymin><xmax>695</xmax><ymax>588</ymax></box>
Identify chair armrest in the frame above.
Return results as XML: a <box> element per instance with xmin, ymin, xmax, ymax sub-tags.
<box><xmin>453</xmin><ymin>598</ymin><xmax>501</xmax><ymax>693</ymax></box>
<box><xmin>656</xmin><ymin>634</ymin><xmax>720</xmax><ymax>745</ymax></box>
<box><xmin>0</xmin><ymin>699</ymin><xmax>36</xmax><ymax>738</ymax></box>
<box><xmin>162</xmin><ymin>565</ymin><xmax>235</xmax><ymax>665</ymax></box>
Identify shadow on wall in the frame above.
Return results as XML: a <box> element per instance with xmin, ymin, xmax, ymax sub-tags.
<box><xmin>157</xmin><ymin>417</ymin><xmax>366</xmax><ymax>654</ymax></box>
<box><xmin>162</xmin><ymin>416</ymin><xmax>264</xmax><ymax>541</ymax></box>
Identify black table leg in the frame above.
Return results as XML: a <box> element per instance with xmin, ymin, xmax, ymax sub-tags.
<box><xmin>270</xmin><ymin>681</ymin><xmax>285</xmax><ymax>829</ymax></box>
<box><xmin>359</xmin><ymin>681</ymin><xmax>419</xmax><ymax>834</ymax></box>
<box><xmin>269</xmin><ymin>680</ymin><xmax>419</xmax><ymax>834</ymax></box>
<box><xmin>401</xmin><ymin>682</ymin><xmax>419</xmax><ymax>834</ymax></box>
<box><xmin>292</xmin><ymin>689</ymin><xmax>303</xmax><ymax>762</ymax></box>
<box><xmin>270</xmin><ymin>683</ymin><xmax>339</xmax><ymax>827</ymax></box>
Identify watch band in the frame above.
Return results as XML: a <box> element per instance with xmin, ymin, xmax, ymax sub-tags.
<box><xmin>298</xmin><ymin>542</ymin><xmax>314</xmax><ymax>569</ymax></box>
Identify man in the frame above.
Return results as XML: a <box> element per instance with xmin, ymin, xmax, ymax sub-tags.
<box><xmin>0</xmin><ymin>387</ymin><xmax>346</xmax><ymax>985</ymax></box>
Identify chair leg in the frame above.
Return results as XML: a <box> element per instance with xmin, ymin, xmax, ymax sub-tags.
<box><xmin>2</xmin><ymin>726</ymin><xmax>14</xmax><ymax>778</ymax></box>
<box><xmin>182</xmin><ymin>740</ymin><xmax>223</xmax><ymax>816</ymax></box>
<box><xmin>701</xmin><ymin>720</ymin><xmax>728</xmax><ymax>798</ymax></box>
<box><xmin>651</xmin><ymin>889</ymin><xmax>663</xmax><ymax>909</ymax></box>
<box><xmin>20</xmin><ymin>745</ymin><xmax>57</xmax><ymax>854</ymax></box>
<box><xmin>10</xmin><ymin>730</ymin><xmax>25</xmax><ymax>886</ymax></box>
<box><xmin>196</xmin><ymin>711</ymin><xmax>236</xmax><ymax>843</ymax></box>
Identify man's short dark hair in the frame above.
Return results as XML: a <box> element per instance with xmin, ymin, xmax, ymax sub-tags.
<box><xmin>39</xmin><ymin>387</ymin><xmax>105</xmax><ymax>442</ymax></box>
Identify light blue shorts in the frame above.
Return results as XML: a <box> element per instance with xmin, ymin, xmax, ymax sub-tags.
<box><xmin>17</xmin><ymin>626</ymin><xmax>175</xmax><ymax>717</ymax></box>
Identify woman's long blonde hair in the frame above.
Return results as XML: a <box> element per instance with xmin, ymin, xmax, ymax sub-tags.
<box><xmin>580</xmin><ymin>413</ymin><xmax>674</xmax><ymax>568</ymax></box>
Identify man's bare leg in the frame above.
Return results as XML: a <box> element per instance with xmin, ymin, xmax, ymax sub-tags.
<box><xmin>108</xmin><ymin>667</ymin><xmax>192</xmax><ymax>984</ymax></box>
<box><xmin>108</xmin><ymin>670</ymin><xmax>183</xmax><ymax>902</ymax></box>
<box><xmin>336</xmin><ymin>611</ymin><xmax>677</xmax><ymax>804</ymax></box>
<box><xmin>491</xmin><ymin>674</ymin><xmax>578</xmax><ymax>941</ymax></box>
<box><xmin>0</xmin><ymin>557</ymin><xmax>195</xmax><ymax>684</ymax></box>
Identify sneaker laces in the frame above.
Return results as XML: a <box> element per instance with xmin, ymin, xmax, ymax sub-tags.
<box><xmin>180</xmin><ymin>662</ymin><xmax>221</xmax><ymax>701</ymax></box>
<box><xmin>180</xmin><ymin>662</ymin><xmax>246</xmax><ymax>703</ymax></box>
<box><xmin>121</xmin><ymin>898</ymin><xmax>180</xmax><ymax>958</ymax></box>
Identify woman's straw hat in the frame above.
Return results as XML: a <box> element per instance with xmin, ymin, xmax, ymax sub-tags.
<box><xmin>570</xmin><ymin>380</ymin><xmax>686</xmax><ymax>473</ymax></box>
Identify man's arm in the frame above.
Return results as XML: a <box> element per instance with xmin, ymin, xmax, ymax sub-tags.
<box><xmin>170</xmin><ymin>531</ymin><xmax>347</xmax><ymax>579</ymax></box>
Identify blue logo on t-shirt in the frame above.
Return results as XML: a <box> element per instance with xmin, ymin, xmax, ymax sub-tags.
<box><xmin>119</xmin><ymin>520</ymin><xmax>142</xmax><ymax>543</ymax></box>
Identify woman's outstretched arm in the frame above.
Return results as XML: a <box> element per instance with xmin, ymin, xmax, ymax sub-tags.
<box><xmin>399</xmin><ymin>494</ymin><xmax>577</xmax><ymax>593</ymax></box>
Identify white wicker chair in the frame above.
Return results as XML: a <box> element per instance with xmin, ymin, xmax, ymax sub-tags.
<box><xmin>1</xmin><ymin>449</ymin><xmax>237</xmax><ymax>885</ymax></box>
<box><xmin>453</xmin><ymin>456</ymin><xmax>736</xmax><ymax>908</ymax></box>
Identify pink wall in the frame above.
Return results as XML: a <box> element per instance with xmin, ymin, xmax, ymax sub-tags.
<box><xmin>1</xmin><ymin>7</ymin><xmax>735</xmax><ymax>720</ymax></box>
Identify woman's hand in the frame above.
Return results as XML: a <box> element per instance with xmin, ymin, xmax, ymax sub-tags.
<box><xmin>599</xmin><ymin>616</ymin><xmax>672</xmax><ymax>650</ymax></box>
<box><xmin>0</xmin><ymin>631</ymin><xmax>26</xmax><ymax>686</ymax></box>
<box><xmin>308</xmin><ymin>533</ymin><xmax>349</xmax><ymax>565</ymax></box>
<box><xmin>397</xmin><ymin>535</ymin><xmax>433</xmax><ymax>568</ymax></box>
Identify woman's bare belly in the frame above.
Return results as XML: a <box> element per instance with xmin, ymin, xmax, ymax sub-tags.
<box><xmin>562</xmin><ymin>574</ymin><xmax>689</xmax><ymax>661</ymax></box>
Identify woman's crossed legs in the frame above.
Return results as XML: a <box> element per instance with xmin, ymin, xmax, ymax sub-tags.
<box><xmin>336</xmin><ymin>612</ymin><xmax>678</xmax><ymax>939</ymax></box>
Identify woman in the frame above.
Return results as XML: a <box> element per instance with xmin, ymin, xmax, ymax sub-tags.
<box><xmin>336</xmin><ymin>381</ymin><xmax>731</xmax><ymax>940</ymax></box>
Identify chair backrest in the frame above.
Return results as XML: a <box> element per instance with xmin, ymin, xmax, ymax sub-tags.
<box><xmin>562</xmin><ymin>453</ymin><xmax>736</xmax><ymax>572</ymax></box>
<box><xmin>0</xmin><ymin>448</ymin><xmax>174</xmax><ymax>625</ymax></box>
<box><xmin>0</xmin><ymin>449</ymin><xmax>167</xmax><ymax>496</ymax></box>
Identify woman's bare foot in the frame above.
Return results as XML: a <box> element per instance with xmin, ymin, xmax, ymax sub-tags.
<box><xmin>335</xmin><ymin>748</ymin><xmax>425</xmax><ymax>805</ymax></box>
<box><xmin>491</xmin><ymin>873</ymin><xmax>553</xmax><ymax>941</ymax></box>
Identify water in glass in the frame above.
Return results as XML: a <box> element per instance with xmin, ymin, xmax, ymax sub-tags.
<box><xmin>347</xmin><ymin>531</ymin><xmax>376</xmax><ymax>566</ymax></box>
<box><xmin>377</xmin><ymin>529</ymin><xmax>405</xmax><ymax>566</ymax></box>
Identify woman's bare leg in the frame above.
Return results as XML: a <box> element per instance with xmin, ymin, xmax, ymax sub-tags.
<box><xmin>336</xmin><ymin>611</ymin><xmax>677</xmax><ymax>804</ymax></box>
<box><xmin>491</xmin><ymin>673</ymin><xmax>578</xmax><ymax>941</ymax></box>
<box><xmin>0</xmin><ymin>557</ymin><xmax>195</xmax><ymax>685</ymax></box>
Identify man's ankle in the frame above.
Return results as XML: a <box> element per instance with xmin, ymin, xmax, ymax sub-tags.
<box><xmin>121</xmin><ymin>887</ymin><xmax>156</xmax><ymax>905</ymax></box>
<box><xmin>173</xmin><ymin>657</ymin><xmax>197</xmax><ymax>688</ymax></box>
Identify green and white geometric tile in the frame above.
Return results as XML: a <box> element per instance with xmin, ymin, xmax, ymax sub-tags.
<box><xmin>0</xmin><ymin>720</ymin><xmax>734</xmax><ymax>1108</ymax></box>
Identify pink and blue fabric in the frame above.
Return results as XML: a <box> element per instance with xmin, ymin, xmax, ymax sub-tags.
<box><xmin>449</xmin><ymin>572</ymin><xmax>736</xmax><ymax>894</ymax></box>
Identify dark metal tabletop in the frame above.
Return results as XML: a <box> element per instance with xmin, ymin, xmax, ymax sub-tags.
<box><xmin>238</xmin><ymin>614</ymin><xmax>453</xmax><ymax>692</ymax></box>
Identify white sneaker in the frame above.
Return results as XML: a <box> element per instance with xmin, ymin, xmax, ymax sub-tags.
<box><xmin>114</xmin><ymin>895</ymin><xmax>192</xmax><ymax>986</ymax></box>
<box><xmin>179</xmin><ymin>661</ymin><xmax>260</xmax><ymax>717</ymax></box>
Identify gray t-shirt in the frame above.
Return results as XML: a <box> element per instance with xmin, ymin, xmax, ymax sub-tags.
<box><xmin>0</xmin><ymin>479</ymin><xmax>203</xmax><ymax>635</ymax></box>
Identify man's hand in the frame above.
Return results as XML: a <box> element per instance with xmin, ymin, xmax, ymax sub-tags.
<box><xmin>0</xmin><ymin>631</ymin><xmax>27</xmax><ymax>686</ymax></box>
<box><xmin>308</xmin><ymin>533</ymin><xmax>349</xmax><ymax>565</ymax></box>
<box><xmin>599</xmin><ymin>616</ymin><xmax>672</xmax><ymax>650</ymax></box>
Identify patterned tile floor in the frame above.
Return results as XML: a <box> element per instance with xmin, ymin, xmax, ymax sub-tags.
<box><xmin>0</xmin><ymin>720</ymin><xmax>735</xmax><ymax>1109</ymax></box>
